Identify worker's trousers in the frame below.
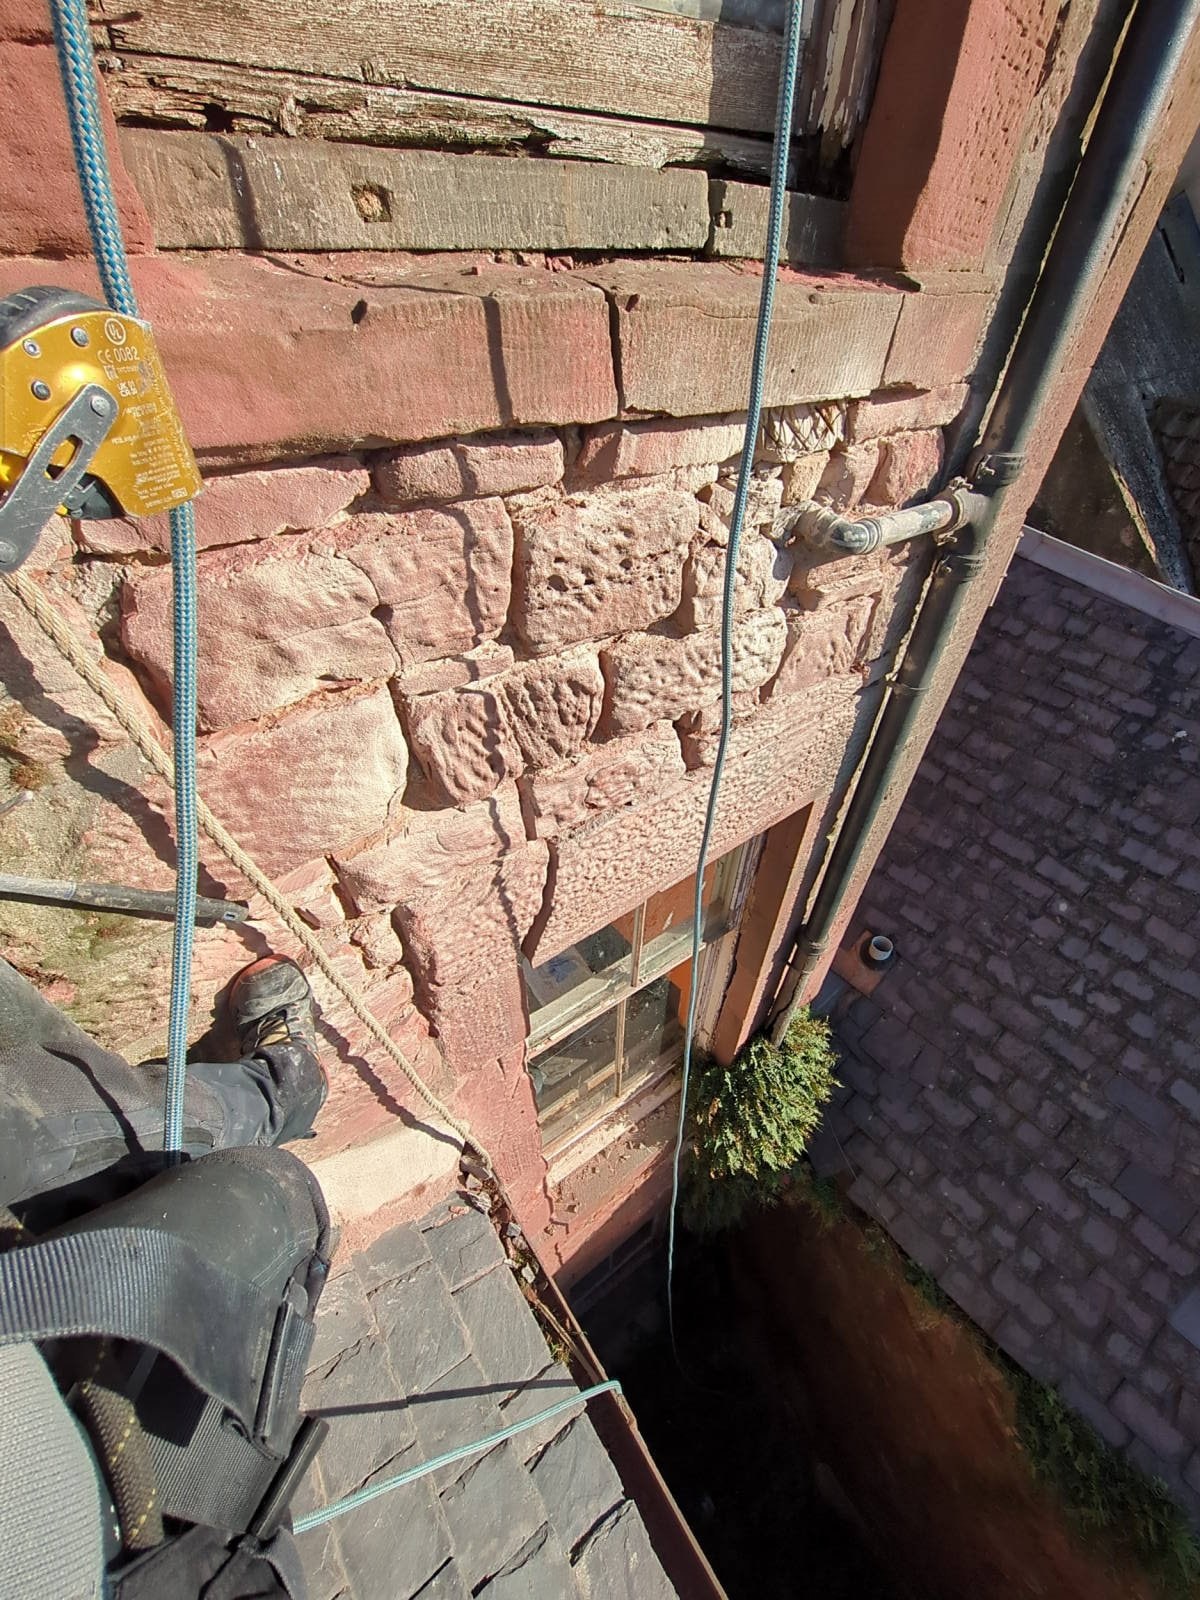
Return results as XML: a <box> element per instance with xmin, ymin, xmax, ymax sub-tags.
<box><xmin>0</xmin><ymin>956</ymin><xmax>325</xmax><ymax>1228</ymax></box>
<box><xmin>0</xmin><ymin>959</ymin><xmax>332</xmax><ymax>1598</ymax></box>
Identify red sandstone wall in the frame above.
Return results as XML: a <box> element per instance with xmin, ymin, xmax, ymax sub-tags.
<box><xmin>0</xmin><ymin>0</ymin><xmax>1101</xmax><ymax>1257</ymax></box>
<box><xmin>0</xmin><ymin>370</ymin><xmax>966</xmax><ymax>1242</ymax></box>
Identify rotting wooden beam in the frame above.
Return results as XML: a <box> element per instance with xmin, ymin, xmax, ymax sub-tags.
<box><xmin>99</xmin><ymin>55</ymin><xmax>780</xmax><ymax>177</ymax></box>
<box><xmin>708</xmin><ymin>179</ymin><xmax>845</xmax><ymax>264</ymax></box>
<box><xmin>120</xmin><ymin>129</ymin><xmax>850</xmax><ymax>263</ymax></box>
<box><xmin>93</xmin><ymin>0</ymin><xmax>788</xmax><ymax>133</ymax></box>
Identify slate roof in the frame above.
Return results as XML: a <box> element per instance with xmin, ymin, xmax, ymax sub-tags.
<box><xmin>295</xmin><ymin>1194</ymin><xmax>678</xmax><ymax>1600</ymax></box>
<box><xmin>812</xmin><ymin>540</ymin><xmax>1200</xmax><ymax>1520</ymax></box>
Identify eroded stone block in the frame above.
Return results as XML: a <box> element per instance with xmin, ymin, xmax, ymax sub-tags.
<box><xmin>510</xmin><ymin>483</ymin><xmax>697</xmax><ymax>653</ymax></box>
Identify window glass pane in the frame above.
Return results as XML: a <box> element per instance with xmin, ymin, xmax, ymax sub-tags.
<box><xmin>621</xmin><ymin>967</ymin><xmax>687</xmax><ymax>1092</ymax></box>
<box><xmin>530</xmin><ymin>1007</ymin><xmax>620</xmax><ymax>1140</ymax></box>
<box><xmin>639</xmin><ymin>848</ymin><xmax>738</xmax><ymax>980</ymax></box>
<box><xmin>523</xmin><ymin>919</ymin><xmax>633</xmax><ymax>1045</ymax></box>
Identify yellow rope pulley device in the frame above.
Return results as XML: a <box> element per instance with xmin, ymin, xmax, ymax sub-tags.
<box><xmin>0</xmin><ymin>285</ymin><xmax>201</xmax><ymax>571</ymax></box>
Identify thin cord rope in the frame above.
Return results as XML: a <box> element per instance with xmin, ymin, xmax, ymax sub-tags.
<box><xmin>666</xmin><ymin>0</ymin><xmax>805</xmax><ymax>1355</ymax></box>
<box><xmin>48</xmin><ymin>0</ymin><xmax>198</xmax><ymax>1153</ymax></box>
<box><xmin>293</xmin><ymin>1381</ymin><xmax>622</xmax><ymax>1533</ymax></box>
<box><xmin>3</xmin><ymin>569</ymin><xmax>493</xmax><ymax>1174</ymax></box>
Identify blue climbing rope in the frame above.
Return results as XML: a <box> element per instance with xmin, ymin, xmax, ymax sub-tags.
<box><xmin>48</xmin><ymin>0</ymin><xmax>199</xmax><ymax>1153</ymax></box>
<box><xmin>667</xmin><ymin>0</ymin><xmax>806</xmax><ymax>1352</ymax></box>
<box><xmin>292</xmin><ymin>1380</ymin><xmax>623</xmax><ymax>1533</ymax></box>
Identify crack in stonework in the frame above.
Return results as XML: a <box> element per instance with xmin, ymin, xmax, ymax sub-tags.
<box><xmin>520</xmin><ymin>837</ymin><xmax>559</xmax><ymax>959</ymax></box>
<box><xmin>470</xmin><ymin>1522</ymin><xmax>552</xmax><ymax>1595</ymax></box>
<box><xmin>569</xmin><ymin>1499</ymin><xmax>625</xmax><ymax>1566</ymax></box>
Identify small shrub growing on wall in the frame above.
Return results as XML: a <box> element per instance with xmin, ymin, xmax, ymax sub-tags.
<box><xmin>684</xmin><ymin>1009</ymin><xmax>839</xmax><ymax>1233</ymax></box>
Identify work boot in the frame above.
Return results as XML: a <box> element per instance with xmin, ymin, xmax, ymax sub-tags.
<box><xmin>228</xmin><ymin>956</ymin><xmax>319</xmax><ymax>1056</ymax></box>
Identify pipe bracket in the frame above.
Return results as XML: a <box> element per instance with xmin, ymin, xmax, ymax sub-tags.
<box><xmin>971</xmin><ymin>451</ymin><xmax>1026</xmax><ymax>493</ymax></box>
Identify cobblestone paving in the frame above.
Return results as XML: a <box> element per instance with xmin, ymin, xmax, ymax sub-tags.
<box><xmin>813</xmin><ymin>553</ymin><xmax>1200</xmax><ymax>1516</ymax></box>
<box><xmin>296</xmin><ymin>1196</ymin><xmax>676</xmax><ymax>1599</ymax></box>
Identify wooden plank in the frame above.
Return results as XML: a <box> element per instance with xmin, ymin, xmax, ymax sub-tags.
<box><xmin>119</xmin><ymin>129</ymin><xmax>711</xmax><ymax>251</ymax></box>
<box><xmin>708</xmin><ymin>179</ymin><xmax>845</xmax><ymax>264</ymax></box>
<box><xmin>799</xmin><ymin>0</ymin><xmax>894</xmax><ymax>173</ymax></box>
<box><xmin>99</xmin><ymin>54</ymin><xmax>778</xmax><ymax>177</ymax></box>
<box><xmin>95</xmin><ymin>0</ymin><xmax>787</xmax><ymax>134</ymax></box>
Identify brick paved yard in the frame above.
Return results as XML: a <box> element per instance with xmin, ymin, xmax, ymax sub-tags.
<box><xmin>812</xmin><ymin>544</ymin><xmax>1200</xmax><ymax>1516</ymax></box>
<box><xmin>296</xmin><ymin>1196</ymin><xmax>676</xmax><ymax>1599</ymax></box>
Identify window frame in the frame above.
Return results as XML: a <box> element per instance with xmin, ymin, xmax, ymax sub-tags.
<box><xmin>524</xmin><ymin>837</ymin><xmax>763</xmax><ymax>1152</ymax></box>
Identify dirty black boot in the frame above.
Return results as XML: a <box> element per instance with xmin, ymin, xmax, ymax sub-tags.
<box><xmin>227</xmin><ymin>957</ymin><xmax>327</xmax><ymax>1144</ymax></box>
<box><xmin>228</xmin><ymin>956</ymin><xmax>320</xmax><ymax>1056</ymax></box>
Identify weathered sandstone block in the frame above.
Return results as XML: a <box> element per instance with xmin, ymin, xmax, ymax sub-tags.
<box><xmin>510</xmin><ymin>483</ymin><xmax>698</xmax><ymax>652</ymax></box>
<box><xmin>531</xmin><ymin>676</ymin><xmax>864</xmax><ymax>960</ymax></box>
<box><xmin>519</xmin><ymin>721</ymin><xmax>686</xmax><ymax>837</ymax></box>
<box><xmin>403</xmin><ymin>647</ymin><xmax>604</xmax><ymax>804</ymax></box>
<box><xmin>79</xmin><ymin>455</ymin><xmax>370</xmax><ymax>555</ymax></box>
<box><xmin>769</xmin><ymin>597</ymin><xmax>876</xmax><ymax>697</ymax></box>
<box><xmin>846</xmin><ymin>385</ymin><xmax>967</xmax><ymax>441</ymax></box>
<box><xmin>601</xmin><ymin>609</ymin><xmax>787</xmax><ymax>734</ymax></box>
<box><xmin>815</xmin><ymin>443</ymin><xmax>882</xmax><ymax>511</ymax></box>
<box><xmin>374</xmin><ymin>430</ymin><xmax>564</xmax><ymax>504</ymax></box>
<box><xmin>397</xmin><ymin>842</ymin><xmax>550</xmax><ymax>1069</ymax></box>
<box><xmin>680</xmin><ymin>533</ymin><xmax>791</xmax><ymax>630</ymax></box>
<box><xmin>340</xmin><ymin>500</ymin><xmax>513</xmax><ymax>664</ymax></box>
<box><xmin>575</xmin><ymin>415</ymin><xmax>746</xmax><ymax>482</ymax></box>
<box><xmin>198</xmin><ymin>686</ymin><xmax>408</xmax><ymax>876</ymax></box>
<box><xmin>121</xmin><ymin>536</ymin><xmax>395</xmax><ymax>729</ymax></box>
<box><xmin>866</xmin><ymin>429</ymin><xmax>945</xmax><ymax>507</ymax></box>
<box><xmin>335</xmin><ymin>783</ymin><xmax>526</xmax><ymax>910</ymax></box>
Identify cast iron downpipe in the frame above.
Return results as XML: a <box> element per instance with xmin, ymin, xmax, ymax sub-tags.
<box><xmin>768</xmin><ymin>0</ymin><xmax>1200</xmax><ymax>1044</ymax></box>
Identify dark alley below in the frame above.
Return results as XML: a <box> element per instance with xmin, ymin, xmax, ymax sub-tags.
<box><xmin>582</xmin><ymin>1240</ymin><xmax>914</xmax><ymax>1600</ymax></box>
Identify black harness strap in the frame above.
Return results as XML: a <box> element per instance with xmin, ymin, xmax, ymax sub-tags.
<box><xmin>0</xmin><ymin>1226</ymin><xmax>277</xmax><ymax>1431</ymax></box>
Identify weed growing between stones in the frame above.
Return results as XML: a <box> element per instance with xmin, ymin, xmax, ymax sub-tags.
<box><xmin>793</xmin><ymin>1172</ymin><xmax>1200</xmax><ymax>1597</ymax></box>
<box><xmin>682</xmin><ymin>1008</ymin><xmax>839</xmax><ymax>1233</ymax></box>
<box><xmin>1012</xmin><ymin>1373</ymin><xmax>1200</xmax><ymax>1598</ymax></box>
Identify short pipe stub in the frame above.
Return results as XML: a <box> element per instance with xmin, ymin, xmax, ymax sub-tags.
<box><xmin>863</xmin><ymin>933</ymin><xmax>895</xmax><ymax>968</ymax></box>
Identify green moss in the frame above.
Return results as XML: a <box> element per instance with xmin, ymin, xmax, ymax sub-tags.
<box><xmin>801</xmin><ymin>1170</ymin><xmax>845</xmax><ymax>1228</ymax></box>
<box><xmin>1011</xmin><ymin>1372</ymin><xmax>1200</xmax><ymax>1597</ymax></box>
<box><xmin>682</xmin><ymin>1009</ymin><xmax>839</xmax><ymax>1234</ymax></box>
<box><xmin>901</xmin><ymin>1257</ymin><xmax>953</xmax><ymax>1315</ymax></box>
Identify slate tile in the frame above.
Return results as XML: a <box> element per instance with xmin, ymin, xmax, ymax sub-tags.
<box><xmin>422</xmin><ymin>1200</ymin><xmax>506</xmax><ymax>1290</ymax></box>
<box><xmin>529</xmin><ymin>1416</ymin><xmax>624</xmax><ymax>1554</ymax></box>
<box><xmin>369</xmin><ymin>1262</ymin><xmax>471</xmax><ymax>1393</ymax></box>
<box><xmin>438</xmin><ymin>1443</ymin><xmax>545</xmax><ymax>1591</ymax></box>
<box><xmin>572</xmin><ymin>1501</ymin><xmax>674</xmax><ymax>1600</ymax></box>
<box><xmin>1169</xmin><ymin>1285</ymin><xmax>1200</xmax><ymax>1351</ymax></box>
<box><xmin>1116</xmin><ymin>1162</ymin><xmax>1196</xmax><ymax>1238</ymax></box>
<box><xmin>331</xmin><ymin>1478</ymin><xmax>452</xmax><ymax>1600</ymax></box>
<box><xmin>411</xmin><ymin>1559</ymin><xmax>472</xmax><ymax>1599</ymax></box>
<box><xmin>453</xmin><ymin>1265</ymin><xmax>551</xmax><ymax>1391</ymax></box>
<box><xmin>304</xmin><ymin>1335</ymin><xmax>417</xmax><ymax>1502</ymax></box>
<box><xmin>357</xmin><ymin>1220</ymin><xmax>433</xmax><ymax>1289</ymax></box>
<box><xmin>501</xmin><ymin>1363</ymin><xmax>582</xmax><ymax>1464</ymax></box>
<box><xmin>307</xmin><ymin>1262</ymin><xmax>373</xmax><ymax>1375</ymax></box>
<box><xmin>410</xmin><ymin>1354</ymin><xmax>506</xmax><ymax>1489</ymax></box>
<box><xmin>477</xmin><ymin>1524</ymin><xmax>580</xmax><ymax>1599</ymax></box>
<box><xmin>291</xmin><ymin>1523</ymin><xmax>347</xmax><ymax>1600</ymax></box>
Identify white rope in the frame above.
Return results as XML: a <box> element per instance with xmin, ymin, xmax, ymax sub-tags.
<box><xmin>3</xmin><ymin>567</ymin><xmax>493</xmax><ymax>1172</ymax></box>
